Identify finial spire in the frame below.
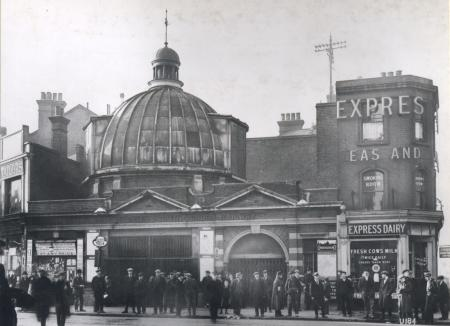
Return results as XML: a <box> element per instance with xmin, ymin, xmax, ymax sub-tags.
<box><xmin>164</xmin><ymin>9</ymin><xmax>168</xmax><ymax>47</ymax></box>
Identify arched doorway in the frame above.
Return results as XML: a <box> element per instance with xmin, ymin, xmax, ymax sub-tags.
<box><xmin>226</xmin><ymin>233</ymin><xmax>288</xmax><ymax>280</ymax></box>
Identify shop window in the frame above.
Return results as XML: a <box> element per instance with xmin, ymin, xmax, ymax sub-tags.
<box><xmin>5</xmin><ymin>177</ymin><xmax>22</xmax><ymax>214</ymax></box>
<box><xmin>414</xmin><ymin>113</ymin><xmax>424</xmax><ymax>141</ymax></box>
<box><xmin>362</xmin><ymin>170</ymin><xmax>384</xmax><ymax>210</ymax></box>
<box><xmin>362</xmin><ymin>111</ymin><xmax>384</xmax><ymax>143</ymax></box>
<box><xmin>415</xmin><ymin>170</ymin><xmax>425</xmax><ymax>209</ymax></box>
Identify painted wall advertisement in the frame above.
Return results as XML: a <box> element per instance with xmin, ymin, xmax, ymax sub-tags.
<box><xmin>350</xmin><ymin>240</ymin><xmax>397</xmax><ymax>278</ymax></box>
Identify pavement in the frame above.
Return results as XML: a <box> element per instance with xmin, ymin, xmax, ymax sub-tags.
<box><xmin>15</xmin><ymin>306</ymin><xmax>450</xmax><ymax>325</ymax></box>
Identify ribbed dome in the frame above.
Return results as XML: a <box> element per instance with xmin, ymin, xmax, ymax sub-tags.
<box><xmin>100</xmin><ymin>86</ymin><xmax>227</xmax><ymax>171</ymax></box>
<box><xmin>154</xmin><ymin>46</ymin><xmax>180</xmax><ymax>64</ymax></box>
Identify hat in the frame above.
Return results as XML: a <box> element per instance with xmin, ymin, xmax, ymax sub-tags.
<box><xmin>313</xmin><ymin>272</ymin><xmax>319</xmax><ymax>276</ymax></box>
<box><xmin>381</xmin><ymin>271</ymin><xmax>389</xmax><ymax>275</ymax></box>
<box><xmin>22</xmin><ymin>271</ymin><xmax>28</xmax><ymax>275</ymax></box>
<box><xmin>38</xmin><ymin>268</ymin><xmax>46</xmax><ymax>273</ymax></box>
<box><xmin>96</xmin><ymin>268</ymin><xmax>101</xmax><ymax>272</ymax></box>
<box><xmin>437</xmin><ymin>275</ymin><xmax>444</xmax><ymax>280</ymax></box>
<box><xmin>185</xmin><ymin>273</ymin><xmax>192</xmax><ymax>277</ymax></box>
<box><xmin>424</xmin><ymin>272</ymin><xmax>431</xmax><ymax>277</ymax></box>
<box><xmin>205</xmin><ymin>270</ymin><xmax>211</xmax><ymax>274</ymax></box>
<box><xmin>294</xmin><ymin>269</ymin><xmax>300</xmax><ymax>273</ymax></box>
<box><xmin>76</xmin><ymin>269</ymin><xmax>82</xmax><ymax>274</ymax></box>
<box><xmin>253</xmin><ymin>271</ymin><xmax>259</xmax><ymax>276</ymax></box>
<box><xmin>58</xmin><ymin>271</ymin><xmax>66</xmax><ymax>277</ymax></box>
<box><xmin>138</xmin><ymin>272</ymin><xmax>144</xmax><ymax>277</ymax></box>
<box><xmin>155</xmin><ymin>269</ymin><xmax>161</xmax><ymax>273</ymax></box>
<box><xmin>127</xmin><ymin>267</ymin><xmax>134</xmax><ymax>272</ymax></box>
<box><xmin>340</xmin><ymin>271</ymin><xmax>347</xmax><ymax>275</ymax></box>
<box><xmin>262</xmin><ymin>270</ymin><xmax>268</xmax><ymax>273</ymax></box>
<box><xmin>402</xmin><ymin>269</ymin><xmax>410</xmax><ymax>274</ymax></box>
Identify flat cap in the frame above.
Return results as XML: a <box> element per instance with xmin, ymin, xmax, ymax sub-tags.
<box><xmin>313</xmin><ymin>272</ymin><xmax>319</xmax><ymax>276</ymax></box>
<box><xmin>127</xmin><ymin>267</ymin><xmax>134</xmax><ymax>272</ymax></box>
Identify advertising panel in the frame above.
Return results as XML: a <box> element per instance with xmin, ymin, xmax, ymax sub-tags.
<box><xmin>350</xmin><ymin>240</ymin><xmax>397</xmax><ymax>278</ymax></box>
<box><xmin>35</xmin><ymin>240</ymin><xmax>76</xmax><ymax>256</ymax></box>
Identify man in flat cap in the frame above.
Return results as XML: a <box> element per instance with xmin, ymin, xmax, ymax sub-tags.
<box><xmin>149</xmin><ymin>269</ymin><xmax>166</xmax><ymax>315</ymax></box>
<box><xmin>379</xmin><ymin>271</ymin><xmax>395</xmax><ymax>322</ymax></box>
<box><xmin>262</xmin><ymin>270</ymin><xmax>272</xmax><ymax>313</ymax></box>
<box><xmin>250</xmin><ymin>271</ymin><xmax>266</xmax><ymax>317</ymax></box>
<box><xmin>436</xmin><ymin>275</ymin><xmax>449</xmax><ymax>320</ymax></box>
<box><xmin>231</xmin><ymin>272</ymin><xmax>245</xmax><ymax>318</ymax></box>
<box><xmin>423</xmin><ymin>271</ymin><xmax>437</xmax><ymax>324</ymax></box>
<box><xmin>183</xmin><ymin>273</ymin><xmax>198</xmax><ymax>316</ymax></box>
<box><xmin>358</xmin><ymin>270</ymin><xmax>374</xmax><ymax>319</ymax></box>
<box><xmin>134</xmin><ymin>272</ymin><xmax>147</xmax><ymax>314</ymax></box>
<box><xmin>398</xmin><ymin>269</ymin><xmax>414</xmax><ymax>320</ymax></box>
<box><xmin>285</xmin><ymin>271</ymin><xmax>301</xmax><ymax>317</ymax></box>
<box><xmin>91</xmin><ymin>268</ymin><xmax>106</xmax><ymax>313</ymax></box>
<box><xmin>336</xmin><ymin>271</ymin><xmax>353</xmax><ymax>317</ymax></box>
<box><xmin>122</xmin><ymin>267</ymin><xmax>136</xmax><ymax>313</ymax></box>
<box><xmin>309</xmin><ymin>272</ymin><xmax>326</xmax><ymax>319</ymax></box>
<box><xmin>72</xmin><ymin>269</ymin><xmax>85</xmax><ymax>312</ymax></box>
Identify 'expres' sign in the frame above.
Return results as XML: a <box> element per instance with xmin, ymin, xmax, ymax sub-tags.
<box><xmin>336</xmin><ymin>96</ymin><xmax>424</xmax><ymax>119</ymax></box>
<box><xmin>348</xmin><ymin>223</ymin><xmax>407</xmax><ymax>236</ymax></box>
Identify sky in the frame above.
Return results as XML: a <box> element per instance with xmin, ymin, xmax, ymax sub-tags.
<box><xmin>1</xmin><ymin>0</ymin><xmax>450</xmax><ymax>242</ymax></box>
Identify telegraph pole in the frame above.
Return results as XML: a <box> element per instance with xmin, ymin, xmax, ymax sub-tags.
<box><xmin>314</xmin><ymin>34</ymin><xmax>346</xmax><ymax>101</ymax></box>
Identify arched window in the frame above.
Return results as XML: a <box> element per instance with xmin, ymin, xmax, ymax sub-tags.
<box><xmin>362</xmin><ymin>170</ymin><xmax>384</xmax><ymax>210</ymax></box>
<box><xmin>415</xmin><ymin>170</ymin><xmax>425</xmax><ymax>208</ymax></box>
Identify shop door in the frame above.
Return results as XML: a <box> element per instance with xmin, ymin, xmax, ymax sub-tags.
<box><xmin>410</xmin><ymin>241</ymin><xmax>428</xmax><ymax>278</ymax></box>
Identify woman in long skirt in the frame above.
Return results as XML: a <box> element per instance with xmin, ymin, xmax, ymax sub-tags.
<box><xmin>271</xmin><ymin>271</ymin><xmax>285</xmax><ymax>317</ymax></box>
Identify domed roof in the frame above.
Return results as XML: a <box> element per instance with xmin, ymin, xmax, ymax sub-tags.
<box><xmin>154</xmin><ymin>46</ymin><xmax>180</xmax><ymax>65</ymax></box>
<box><xmin>99</xmin><ymin>86</ymin><xmax>227</xmax><ymax>171</ymax></box>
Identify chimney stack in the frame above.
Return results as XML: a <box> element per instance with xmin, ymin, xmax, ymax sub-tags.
<box><xmin>107</xmin><ymin>104</ymin><xmax>111</xmax><ymax>115</ymax></box>
<box><xmin>36</xmin><ymin>91</ymin><xmax>66</xmax><ymax>148</ymax></box>
<box><xmin>388</xmin><ymin>71</ymin><xmax>394</xmax><ymax>77</ymax></box>
<box><xmin>277</xmin><ymin>112</ymin><xmax>304</xmax><ymax>136</ymax></box>
<box><xmin>49</xmin><ymin>115</ymin><xmax>70</xmax><ymax>157</ymax></box>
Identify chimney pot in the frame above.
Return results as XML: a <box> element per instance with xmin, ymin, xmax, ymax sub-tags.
<box><xmin>52</xmin><ymin>93</ymin><xmax>57</xmax><ymax>100</ymax></box>
<box><xmin>388</xmin><ymin>71</ymin><xmax>394</xmax><ymax>77</ymax></box>
<box><xmin>396</xmin><ymin>70</ymin><xmax>402</xmax><ymax>76</ymax></box>
<box><xmin>58</xmin><ymin>93</ymin><xmax>62</xmax><ymax>101</ymax></box>
<box><xmin>107</xmin><ymin>104</ymin><xmax>111</xmax><ymax>115</ymax></box>
<box><xmin>46</xmin><ymin>92</ymin><xmax>52</xmax><ymax>100</ymax></box>
<box><xmin>281</xmin><ymin>113</ymin><xmax>285</xmax><ymax>121</ymax></box>
<box><xmin>381</xmin><ymin>72</ymin><xmax>387</xmax><ymax>77</ymax></box>
<box><xmin>296</xmin><ymin>113</ymin><xmax>300</xmax><ymax>120</ymax></box>
<box><xmin>41</xmin><ymin>92</ymin><xmax>46</xmax><ymax>100</ymax></box>
<box><xmin>86</xmin><ymin>102</ymin><xmax>89</xmax><ymax>109</ymax></box>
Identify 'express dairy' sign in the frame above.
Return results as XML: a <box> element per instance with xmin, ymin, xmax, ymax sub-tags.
<box><xmin>348</xmin><ymin>223</ymin><xmax>407</xmax><ymax>236</ymax></box>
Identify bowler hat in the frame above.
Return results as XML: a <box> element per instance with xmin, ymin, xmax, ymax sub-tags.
<box><xmin>127</xmin><ymin>267</ymin><xmax>134</xmax><ymax>272</ymax></box>
<box><xmin>253</xmin><ymin>271</ymin><xmax>259</xmax><ymax>276</ymax></box>
<box><xmin>262</xmin><ymin>270</ymin><xmax>268</xmax><ymax>273</ymax></box>
<box><xmin>424</xmin><ymin>272</ymin><xmax>431</xmax><ymax>277</ymax></box>
<box><xmin>313</xmin><ymin>272</ymin><xmax>319</xmax><ymax>276</ymax></box>
<box><xmin>402</xmin><ymin>269</ymin><xmax>410</xmax><ymax>274</ymax></box>
<box><xmin>381</xmin><ymin>270</ymin><xmax>389</xmax><ymax>275</ymax></box>
<box><xmin>437</xmin><ymin>275</ymin><xmax>444</xmax><ymax>280</ymax></box>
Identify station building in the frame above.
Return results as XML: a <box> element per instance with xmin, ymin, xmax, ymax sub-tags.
<box><xmin>0</xmin><ymin>40</ymin><xmax>443</xmax><ymax>285</ymax></box>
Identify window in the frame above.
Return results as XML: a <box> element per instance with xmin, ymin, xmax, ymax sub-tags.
<box><xmin>362</xmin><ymin>111</ymin><xmax>384</xmax><ymax>142</ymax></box>
<box><xmin>414</xmin><ymin>113</ymin><xmax>424</xmax><ymax>141</ymax></box>
<box><xmin>5</xmin><ymin>177</ymin><xmax>22</xmax><ymax>214</ymax></box>
<box><xmin>415</xmin><ymin>170</ymin><xmax>425</xmax><ymax>209</ymax></box>
<box><xmin>362</xmin><ymin>170</ymin><xmax>384</xmax><ymax>210</ymax></box>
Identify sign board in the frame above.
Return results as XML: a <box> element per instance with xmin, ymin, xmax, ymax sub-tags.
<box><xmin>317</xmin><ymin>240</ymin><xmax>337</xmax><ymax>252</ymax></box>
<box><xmin>440</xmin><ymin>246</ymin><xmax>450</xmax><ymax>258</ymax></box>
<box><xmin>348</xmin><ymin>223</ymin><xmax>407</xmax><ymax>236</ymax></box>
<box><xmin>350</xmin><ymin>241</ymin><xmax>397</xmax><ymax>278</ymax></box>
<box><xmin>86</xmin><ymin>232</ymin><xmax>99</xmax><ymax>255</ymax></box>
<box><xmin>0</xmin><ymin>159</ymin><xmax>23</xmax><ymax>179</ymax></box>
<box><xmin>35</xmin><ymin>240</ymin><xmax>76</xmax><ymax>256</ymax></box>
<box><xmin>76</xmin><ymin>239</ymin><xmax>84</xmax><ymax>271</ymax></box>
<box><xmin>26</xmin><ymin>239</ymin><xmax>33</xmax><ymax>273</ymax></box>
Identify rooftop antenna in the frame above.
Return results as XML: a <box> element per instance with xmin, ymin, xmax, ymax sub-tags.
<box><xmin>314</xmin><ymin>34</ymin><xmax>347</xmax><ymax>101</ymax></box>
<box><xmin>164</xmin><ymin>9</ymin><xmax>169</xmax><ymax>47</ymax></box>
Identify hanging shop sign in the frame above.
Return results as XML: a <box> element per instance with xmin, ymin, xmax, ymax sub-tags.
<box><xmin>317</xmin><ymin>240</ymin><xmax>337</xmax><ymax>252</ymax></box>
<box><xmin>92</xmin><ymin>235</ymin><xmax>108</xmax><ymax>248</ymax></box>
<box><xmin>348</xmin><ymin>223</ymin><xmax>407</xmax><ymax>236</ymax></box>
<box><xmin>35</xmin><ymin>240</ymin><xmax>76</xmax><ymax>256</ymax></box>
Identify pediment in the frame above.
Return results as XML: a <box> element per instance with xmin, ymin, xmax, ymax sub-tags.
<box><xmin>213</xmin><ymin>185</ymin><xmax>296</xmax><ymax>209</ymax></box>
<box><xmin>112</xmin><ymin>190</ymin><xmax>189</xmax><ymax>213</ymax></box>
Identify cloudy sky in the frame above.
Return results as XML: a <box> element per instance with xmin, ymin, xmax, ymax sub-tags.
<box><xmin>1</xmin><ymin>0</ymin><xmax>450</xmax><ymax>239</ymax></box>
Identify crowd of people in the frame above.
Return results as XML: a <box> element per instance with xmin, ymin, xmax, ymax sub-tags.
<box><xmin>2</xmin><ymin>264</ymin><xmax>450</xmax><ymax>325</ymax></box>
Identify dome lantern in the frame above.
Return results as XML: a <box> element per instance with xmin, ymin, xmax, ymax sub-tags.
<box><xmin>149</xmin><ymin>10</ymin><xmax>184</xmax><ymax>89</ymax></box>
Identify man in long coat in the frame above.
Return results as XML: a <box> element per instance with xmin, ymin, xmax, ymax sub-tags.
<box><xmin>149</xmin><ymin>269</ymin><xmax>166</xmax><ymax>314</ymax></box>
<box><xmin>271</xmin><ymin>271</ymin><xmax>285</xmax><ymax>317</ymax></box>
<box><xmin>54</xmin><ymin>272</ymin><xmax>72</xmax><ymax>326</ymax></box>
<box><xmin>34</xmin><ymin>269</ymin><xmax>53</xmax><ymax>326</ymax></box>
<box><xmin>205</xmin><ymin>272</ymin><xmax>221</xmax><ymax>322</ymax></box>
<box><xmin>250</xmin><ymin>272</ymin><xmax>266</xmax><ymax>317</ymax></box>
<box><xmin>71</xmin><ymin>269</ymin><xmax>85</xmax><ymax>312</ymax></box>
<box><xmin>134</xmin><ymin>272</ymin><xmax>148</xmax><ymax>314</ymax></box>
<box><xmin>304</xmin><ymin>268</ymin><xmax>313</xmax><ymax>309</ymax></box>
<box><xmin>397</xmin><ymin>269</ymin><xmax>414</xmax><ymax>320</ymax></box>
<box><xmin>230</xmin><ymin>272</ymin><xmax>245</xmax><ymax>318</ymax></box>
<box><xmin>91</xmin><ymin>268</ymin><xmax>106</xmax><ymax>313</ymax></box>
<box><xmin>336</xmin><ymin>271</ymin><xmax>353</xmax><ymax>316</ymax></box>
<box><xmin>183</xmin><ymin>273</ymin><xmax>198</xmax><ymax>316</ymax></box>
<box><xmin>358</xmin><ymin>271</ymin><xmax>374</xmax><ymax>319</ymax></box>
<box><xmin>379</xmin><ymin>271</ymin><xmax>396</xmax><ymax>322</ymax></box>
<box><xmin>122</xmin><ymin>267</ymin><xmax>136</xmax><ymax>313</ymax></box>
<box><xmin>174</xmin><ymin>273</ymin><xmax>185</xmax><ymax>317</ymax></box>
<box><xmin>262</xmin><ymin>270</ymin><xmax>272</xmax><ymax>313</ymax></box>
<box><xmin>437</xmin><ymin>275</ymin><xmax>449</xmax><ymax>320</ymax></box>
<box><xmin>309</xmin><ymin>272</ymin><xmax>325</xmax><ymax>319</ymax></box>
<box><xmin>285</xmin><ymin>271</ymin><xmax>301</xmax><ymax>316</ymax></box>
<box><xmin>423</xmin><ymin>271</ymin><xmax>438</xmax><ymax>324</ymax></box>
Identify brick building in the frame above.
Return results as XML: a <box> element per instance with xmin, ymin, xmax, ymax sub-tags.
<box><xmin>0</xmin><ymin>39</ymin><xmax>443</xmax><ymax>288</ymax></box>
